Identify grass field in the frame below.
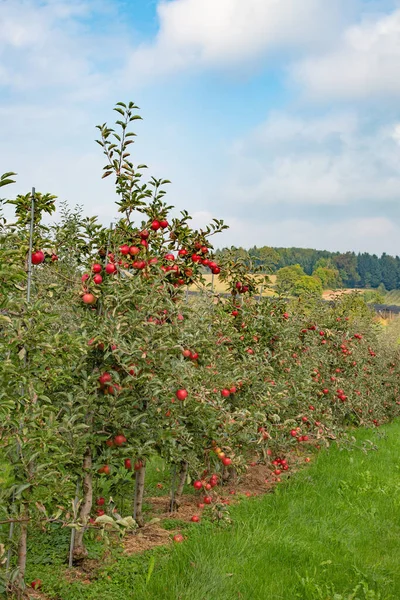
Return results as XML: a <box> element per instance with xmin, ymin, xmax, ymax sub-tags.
<box><xmin>191</xmin><ymin>274</ymin><xmax>360</xmax><ymax>301</ymax></box>
<box><xmin>383</xmin><ymin>290</ymin><xmax>400</xmax><ymax>306</ymax></box>
<box><xmin>189</xmin><ymin>273</ymin><xmax>277</xmax><ymax>295</ymax></box>
<box><xmin>24</xmin><ymin>421</ymin><xmax>400</xmax><ymax>600</ymax></box>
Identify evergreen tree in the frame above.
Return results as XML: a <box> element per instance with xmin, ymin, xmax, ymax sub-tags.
<box><xmin>332</xmin><ymin>253</ymin><xmax>360</xmax><ymax>287</ymax></box>
<box><xmin>380</xmin><ymin>253</ymin><xmax>397</xmax><ymax>291</ymax></box>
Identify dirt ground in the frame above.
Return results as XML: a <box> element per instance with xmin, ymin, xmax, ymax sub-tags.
<box><xmin>122</xmin><ymin>447</ymin><xmax>311</xmax><ymax>556</ymax></box>
<box><xmin>26</xmin><ymin>448</ymin><xmax>314</xmax><ymax>599</ymax></box>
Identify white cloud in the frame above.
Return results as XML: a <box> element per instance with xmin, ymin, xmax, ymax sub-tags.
<box><xmin>126</xmin><ymin>0</ymin><xmax>350</xmax><ymax>78</ymax></box>
<box><xmin>294</xmin><ymin>8</ymin><xmax>400</xmax><ymax>99</ymax></box>
<box><xmin>222</xmin><ymin>111</ymin><xmax>400</xmax><ymax>207</ymax></box>
<box><xmin>0</xmin><ymin>0</ymin><xmax>117</xmax><ymax>98</ymax></box>
<box><xmin>2</xmin><ymin>0</ymin><xmax>400</xmax><ymax>259</ymax></box>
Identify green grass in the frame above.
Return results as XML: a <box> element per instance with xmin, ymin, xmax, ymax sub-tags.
<box><xmin>382</xmin><ymin>290</ymin><xmax>400</xmax><ymax>306</ymax></box>
<box><xmin>24</xmin><ymin>421</ymin><xmax>400</xmax><ymax>599</ymax></box>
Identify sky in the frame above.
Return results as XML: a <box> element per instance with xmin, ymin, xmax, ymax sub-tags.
<box><xmin>1</xmin><ymin>0</ymin><xmax>400</xmax><ymax>254</ymax></box>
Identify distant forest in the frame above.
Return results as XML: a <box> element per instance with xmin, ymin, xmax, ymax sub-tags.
<box><xmin>215</xmin><ymin>246</ymin><xmax>400</xmax><ymax>290</ymax></box>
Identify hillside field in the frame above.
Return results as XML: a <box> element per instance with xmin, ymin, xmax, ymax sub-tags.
<box><xmin>191</xmin><ymin>274</ymin><xmax>360</xmax><ymax>301</ymax></box>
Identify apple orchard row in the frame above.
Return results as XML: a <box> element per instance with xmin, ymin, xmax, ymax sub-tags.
<box><xmin>1</xmin><ymin>102</ymin><xmax>400</xmax><ymax>587</ymax></box>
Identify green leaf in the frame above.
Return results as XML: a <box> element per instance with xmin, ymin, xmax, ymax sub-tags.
<box><xmin>14</xmin><ymin>483</ymin><xmax>31</xmax><ymax>498</ymax></box>
<box><xmin>116</xmin><ymin>516</ymin><xmax>137</xmax><ymax>528</ymax></box>
<box><xmin>95</xmin><ymin>515</ymin><xmax>118</xmax><ymax>527</ymax></box>
<box><xmin>146</xmin><ymin>555</ymin><xmax>156</xmax><ymax>585</ymax></box>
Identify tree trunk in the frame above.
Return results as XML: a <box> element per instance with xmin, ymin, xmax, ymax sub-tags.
<box><xmin>16</xmin><ymin>505</ymin><xmax>28</xmax><ymax>596</ymax></box>
<box><xmin>133</xmin><ymin>463</ymin><xmax>146</xmax><ymax>527</ymax></box>
<box><xmin>170</xmin><ymin>460</ymin><xmax>188</xmax><ymax>511</ymax></box>
<box><xmin>16</xmin><ymin>458</ymin><xmax>33</xmax><ymax>594</ymax></box>
<box><xmin>73</xmin><ymin>448</ymin><xmax>93</xmax><ymax>561</ymax></box>
<box><xmin>176</xmin><ymin>461</ymin><xmax>188</xmax><ymax>497</ymax></box>
<box><xmin>222</xmin><ymin>465</ymin><xmax>237</xmax><ymax>484</ymax></box>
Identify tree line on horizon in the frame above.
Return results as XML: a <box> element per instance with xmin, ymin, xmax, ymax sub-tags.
<box><xmin>215</xmin><ymin>246</ymin><xmax>400</xmax><ymax>291</ymax></box>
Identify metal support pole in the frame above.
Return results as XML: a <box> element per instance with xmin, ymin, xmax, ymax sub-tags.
<box><xmin>133</xmin><ymin>473</ymin><xmax>139</xmax><ymax>521</ymax></box>
<box><xmin>7</xmin><ymin>187</ymin><xmax>35</xmax><ymax>571</ymax></box>
<box><xmin>169</xmin><ymin>465</ymin><xmax>176</xmax><ymax>513</ymax></box>
<box><xmin>68</xmin><ymin>481</ymin><xmax>80</xmax><ymax>568</ymax></box>
<box><xmin>104</xmin><ymin>222</ymin><xmax>114</xmax><ymax>266</ymax></box>
<box><xmin>26</xmin><ymin>187</ymin><xmax>35</xmax><ymax>304</ymax></box>
<box><xmin>6</xmin><ymin>508</ymin><xmax>15</xmax><ymax>571</ymax></box>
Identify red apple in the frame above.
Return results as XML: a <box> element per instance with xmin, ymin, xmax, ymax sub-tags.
<box><xmin>176</xmin><ymin>389</ymin><xmax>188</xmax><ymax>401</ymax></box>
<box><xmin>105</xmin><ymin>263</ymin><xmax>117</xmax><ymax>274</ymax></box>
<box><xmin>114</xmin><ymin>435</ymin><xmax>126</xmax><ymax>446</ymax></box>
<box><xmin>133</xmin><ymin>260</ymin><xmax>146</xmax><ymax>270</ymax></box>
<box><xmin>31</xmin><ymin>250</ymin><xmax>45</xmax><ymax>265</ymax></box>
<box><xmin>99</xmin><ymin>372</ymin><xmax>112</xmax><ymax>385</ymax></box>
<box><xmin>82</xmin><ymin>293</ymin><xmax>96</xmax><ymax>305</ymax></box>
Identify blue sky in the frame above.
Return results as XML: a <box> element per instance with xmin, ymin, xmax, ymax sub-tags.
<box><xmin>2</xmin><ymin>0</ymin><xmax>400</xmax><ymax>254</ymax></box>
